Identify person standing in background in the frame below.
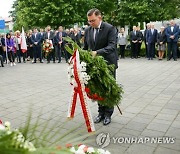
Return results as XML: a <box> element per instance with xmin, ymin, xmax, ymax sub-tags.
<box><xmin>157</xmin><ymin>26</ymin><xmax>166</xmax><ymax>60</ymax></box>
<box><xmin>6</xmin><ymin>33</ymin><xmax>16</xmax><ymax>66</ymax></box>
<box><xmin>137</xmin><ymin>26</ymin><xmax>143</xmax><ymax>58</ymax></box>
<box><xmin>130</xmin><ymin>26</ymin><xmax>138</xmax><ymax>59</ymax></box>
<box><xmin>165</xmin><ymin>20</ymin><xmax>179</xmax><ymax>61</ymax></box>
<box><xmin>117</xmin><ymin>28</ymin><xmax>127</xmax><ymax>58</ymax></box>
<box><xmin>146</xmin><ymin>23</ymin><xmax>157</xmax><ymax>60</ymax></box>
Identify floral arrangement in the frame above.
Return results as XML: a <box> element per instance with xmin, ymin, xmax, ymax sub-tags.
<box><xmin>65</xmin><ymin>37</ymin><xmax>123</xmax><ymax>108</ymax></box>
<box><xmin>0</xmin><ymin>118</ymin><xmax>111</xmax><ymax>154</ymax></box>
<box><xmin>42</xmin><ymin>39</ymin><xmax>53</xmax><ymax>56</ymax></box>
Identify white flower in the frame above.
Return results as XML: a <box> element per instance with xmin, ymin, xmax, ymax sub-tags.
<box><xmin>0</xmin><ymin>124</ymin><xmax>5</xmax><ymax>130</ymax></box>
<box><xmin>4</xmin><ymin>121</ymin><xmax>11</xmax><ymax>130</ymax></box>
<box><xmin>87</xmin><ymin>147</ymin><xmax>95</xmax><ymax>153</ymax></box>
<box><xmin>70</xmin><ymin>147</ymin><xmax>76</xmax><ymax>153</ymax></box>
<box><xmin>81</xmin><ymin>62</ymin><xmax>87</xmax><ymax>67</ymax></box>
<box><xmin>78</xmin><ymin>144</ymin><xmax>86</xmax><ymax>150</ymax></box>
<box><xmin>28</xmin><ymin>142</ymin><xmax>36</xmax><ymax>152</ymax></box>
<box><xmin>105</xmin><ymin>150</ymin><xmax>111</xmax><ymax>154</ymax></box>
<box><xmin>97</xmin><ymin>149</ymin><xmax>105</xmax><ymax>154</ymax></box>
<box><xmin>80</xmin><ymin>62</ymin><xmax>87</xmax><ymax>72</ymax></box>
<box><xmin>75</xmin><ymin>149</ymin><xmax>85</xmax><ymax>154</ymax></box>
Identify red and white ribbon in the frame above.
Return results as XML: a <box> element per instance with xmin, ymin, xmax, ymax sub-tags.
<box><xmin>67</xmin><ymin>49</ymin><xmax>95</xmax><ymax>132</ymax></box>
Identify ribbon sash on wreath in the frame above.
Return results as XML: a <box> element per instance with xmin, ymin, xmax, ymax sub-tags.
<box><xmin>67</xmin><ymin>49</ymin><xmax>95</xmax><ymax>133</ymax></box>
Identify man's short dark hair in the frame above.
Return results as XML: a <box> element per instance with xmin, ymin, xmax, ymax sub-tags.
<box><xmin>87</xmin><ymin>8</ymin><xmax>101</xmax><ymax>16</ymax></box>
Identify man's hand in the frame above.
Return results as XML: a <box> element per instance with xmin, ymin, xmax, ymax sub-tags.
<box><xmin>170</xmin><ymin>35</ymin><xmax>174</xmax><ymax>39</ymax></box>
<box><xmin>91</xmin><ymin>51</ymin><xmax>97</xmax><ymax>57</ymax></box>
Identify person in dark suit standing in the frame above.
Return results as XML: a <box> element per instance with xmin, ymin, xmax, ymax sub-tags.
<box><xmin>137</xmin><ymin>26</ymin><xmax>143</xmax><ymax>58</ymax></box>
<box><xmin>146</xmin><ymin>23</ymin><xmax>157</xmax><ymax>60</ymax></box>
<box><xmin>165</xmin><ymin>20</ymin><xmax>179</xmax><ymax>61</ymax></box>
<box><xmin>55</xmin><ymin>26</ymin><xmax>67</xmax><ymax>63</ymax></box>
<box><xmin>0</xmin><ymin>35</ymin><xmax>4</xmax><ymax>66</ymax></box>
<box><xmin>31</xmin><ymin>28</ymin><xmax>43</xmax><ymax>63</ymax></box>
<box><xmin>84</xmin><ymin>8</ymin><xmax>118</xmax><ymax>125</ymax></box>
<box><xmin>129</xmin><ymin>26</ymin><xmax>138</xmax><ymax>59</ymax></box>
<box><xmin>144</xmin><ymin>23</ymin><xmax>151</xmax><ymax>58</ymax></box>
<box><xmin>44</xmin><ymin>25</ymin><xmax>55</xmax><ymax>63</ymax></box>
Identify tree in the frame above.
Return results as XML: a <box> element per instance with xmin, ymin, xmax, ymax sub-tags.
<box><xmin>11</xmin><ymin>0</ymin><xmax>95</xmax><ymax>30</ymax></box>
<box><xmin>10</xmin><ymin>0</ymin><xmax>180</xmax><ymax>30</ymax></box>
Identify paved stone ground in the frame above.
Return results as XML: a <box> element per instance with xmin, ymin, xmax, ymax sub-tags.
<box><xmin>0</xmin><ymin>58</ymin><xmax>180</xmax><ymax>154</ymax></box>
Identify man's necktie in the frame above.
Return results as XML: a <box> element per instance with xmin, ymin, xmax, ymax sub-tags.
<box><xmin>94</xmin><ymin>28</ymin><xmax>99</xmax><ymax>42</ymax></box>
<box><xmin>59</xmin><ymin>32</ymin><xmax>62</xmax><ymax>41</ymax></box>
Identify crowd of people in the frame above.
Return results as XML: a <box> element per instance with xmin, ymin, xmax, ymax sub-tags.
<box><xmin>0</xmin><ymin>25</ymin><xmax>84</xmax><ymax>67</ymax></box>
<box><xmin>118</xmin><ymin>20</ymin><xmax>180</xmax><ymax>60</ymax></box>
<box><xmin>0</xmin><ymin>19</ymin><xmax>180</xmax><ymax>68</ymax></box>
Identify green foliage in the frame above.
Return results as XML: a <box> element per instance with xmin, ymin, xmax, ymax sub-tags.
<box><xmin>0</xmin><ymin>109</ymin><xmax>101</xmax><ymax>153</ymax></box>
<box><xmin>64</xmin><ymin>37</ymin><xmax>124</xmax><ymax>108</ymax></box>
<box><xmin>10</xmin><ymin>0</ymin><xmax>180</xmax><ymax>30</ymax></box>
<box><xmin>12</xmin><ymin>0</ymin><xmax>95</xmax><ymax>30</ymax></box>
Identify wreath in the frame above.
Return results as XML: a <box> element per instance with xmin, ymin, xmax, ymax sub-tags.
<box><xmin>65</xmin><ymin>37</ymin><xmax>124</xmax><ymax>108</ymax></box>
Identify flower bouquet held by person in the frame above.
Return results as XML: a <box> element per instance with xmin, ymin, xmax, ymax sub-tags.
<box><xmin>42</xmin><ymin>39</ymin><xmax>53</xmax><ymax>57</ymax></box>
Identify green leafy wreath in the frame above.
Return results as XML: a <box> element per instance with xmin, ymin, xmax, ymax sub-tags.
<box><xmin>64</xmin><ymin>37</ymin><xmax>124</xmax><ymax>108</ymax></box>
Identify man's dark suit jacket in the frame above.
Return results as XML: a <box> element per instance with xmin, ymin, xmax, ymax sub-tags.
<box><xmin>55</xmin><ymin>31</ymin><xmax>67</xmax><ymax>46</ymax></box>
<box><xmin>129</xmin><ymin>31</ymin><xmax>138</xmax><ymax>42</ymax></box>
<box><xmin>146</xmin><ymin>29</ymin><xmax>157</xmax><ymax>43</ymax></box>
<box><xmin>84</xmin><ymin>22</ymin><xmax>118</xmax><ymax>68</ymax></box>
<box><xmin>165</xmin><ymin>25</ymin><xmax>179</xmax><ymax>42</ymax></box>
<box><xmin>157</xmin><ymin>31</ymin><xmax>166</xmax><ymax>45</ymax></box>
<box><xmin>31</xmin><ymin>33</ymin><xmax>42</xmax><ymax>46</ymax></box>
<box><xmin>44</xmin><ymin>31</ymin><xmax>55</xmax><ymax>43</ymax></box>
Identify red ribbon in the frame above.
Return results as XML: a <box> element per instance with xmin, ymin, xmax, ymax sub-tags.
<box><xmin>85</xmin><ymin>87</ymin><xmax>104</xmax><ymax>101</ymax></box>
<box><xmin>68</xmin><ymin>49</ymin><xmax>94</xmax><ymax>132</ymax></box>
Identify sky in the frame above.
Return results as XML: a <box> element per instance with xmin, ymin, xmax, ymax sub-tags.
<box><xmin>0</xmin><ymin>0</ymin><xmax>15</xmax><ymax>18</ymax></box>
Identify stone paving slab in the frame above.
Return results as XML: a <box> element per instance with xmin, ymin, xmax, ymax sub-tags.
<box><xmin>0</xmin><ymin>58</ymin><xmax>180</xmax><ymax>154</ymax></box>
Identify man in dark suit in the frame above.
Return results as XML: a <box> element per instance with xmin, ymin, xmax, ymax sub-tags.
<box><xmin>31</xmin><ymin>28</ymin><xmax>43</xmax><ymax>63</ymax></box>
<box><xmin>0</xmin><ymin>36</ymin><xmax>4</xmax><ymax>66</ymax></box>
<box><xmin>144</xmin><ymin>23</ymin><xmax>151</xmax><ymax>58</ymax></box>
<box><xmin>129</xmin><ymin>26</ymin><xmax>138</xmax><ymax>59</ymax></box>
<box><xmin>84</xmin><ymin>8</ymin><xmax>118</xmax><ymax>125</ymax></box>
<box><xmin>0</xmin><ymin>55</ymin><xmax>4</xmax><ymax>67</ymax></box>
<box><xmin>44</xmin><ymin>25</ymin><xmax>55</xmax><ymax>63</ymax></box>
<box><xmin>137</xmin><ymin>26</ymin><xmax>143</xmax><ymax>58</ymax></box>
<box><xmin>146</xmin><ymin>23</ymin><xmax>157</xmax><ymax>60</ymax></box>
<box><xmin>55</xmin><ymin>26</ymin><xmax>67</xmax><ymax>63</ymax></box>
<box><xmin>165</xmin><ymin>20</ymin><xmax>179</xmax><ymax>61</ymax></box>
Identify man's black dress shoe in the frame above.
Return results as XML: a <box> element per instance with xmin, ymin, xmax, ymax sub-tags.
<box><xmin>94</xmin><ymin>115</ymin><xmax>104</xmax><ymax>123</ymax></box>
<box><xmin>103</xmin><ymin>116</ymin><xmax>111</xmax><ymax>125</ymax></box>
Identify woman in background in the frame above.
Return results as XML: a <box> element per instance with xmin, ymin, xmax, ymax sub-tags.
<box><xmin>6</xmin><ymin>33</ymin><xmax>16</xmax><ymax>66</ymax></box>
<box><xmin>157</xmin><ymin>26</ymin><xmax>166</xmax><ymax>60</ymax></box>
<box><xmin>117</xmin><ymin>28</ymin><xmax>127</xmax><ymax>58</ymax></box>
